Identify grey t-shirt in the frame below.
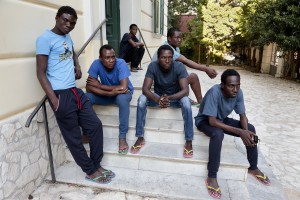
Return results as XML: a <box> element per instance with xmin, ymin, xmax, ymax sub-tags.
<box><xmin>146</xmin><ymin>61</ymin><xmax>188</xmax><ymax>96</ymax></box>
<box><xmin>194</xmin><ymin>84</ymin><xmax>246</xmax><ymax>125</ymax></box>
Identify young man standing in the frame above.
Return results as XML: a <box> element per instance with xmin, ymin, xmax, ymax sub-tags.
<box><xmin>131</xmin><ymin>45</ymin><xmax>194</xmax><ymax>158</ymax></box>
<box><xmin>119</xmin><ymin>24</ymin><xmax>145</xmax><ymax>72</ymax></box>
<box><xmin>36</xmin><ymin>6</ymin><xmax>114</xmax><ymax>184</ymax></box>
<box><xmin>152</xmin><ymin>28</ymin><xmax>218</xmax><ymax>105</ymax></box>
<box><xmin>85</xmin><ymin>44</ymin><xmax>133</xmax><ymax>155</ymax></box>
<box><xmin>195</xmin><ymin>69</ymin><xmax>270</xmax><ymax>199</ymax></box>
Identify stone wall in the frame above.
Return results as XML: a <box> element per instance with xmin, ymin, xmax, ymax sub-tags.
<box><xmin>0</xmin><ymin>104</ymin><xmax>65</xmax><ymax>199</ymax></box>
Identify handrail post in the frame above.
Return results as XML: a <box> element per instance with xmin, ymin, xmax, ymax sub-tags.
<box><xmin>138</xmin><ymin>27</ymin><xmax>152</xmax><ymax>60</ymax></box>
<box><xmin>42</xmin><ymin>102</ymin><xmax>56</xmax><ymax>183</ymax></box>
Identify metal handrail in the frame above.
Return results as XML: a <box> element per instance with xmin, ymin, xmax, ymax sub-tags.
<box><xmin>25</xmin><ymin>18</ymin><xmax>107</xmax><ymax>183</ymax></box>
<box><xmin>137</xmin><ymin>27</ymin><xmax>152</xmax><ymax>60</ymax></box>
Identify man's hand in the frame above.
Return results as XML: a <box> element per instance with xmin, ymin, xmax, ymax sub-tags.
<box><xmin>112</xmin><ymin>87</ymin><xmax>129</xmax><ymax>95</ymax></box>
<box><xmin>50</xmin><ymin>95</ymin><xmax>60</xmax><ymax>112</ymax></box>
<box><xmin>75</xmin><ymin>65</ymin><xmax>82</xmax><ymax>80</ymax></box>
<box><xmin>158</xmin><ymin>94</ymin><xmax>170</xmax><ymax>108</ymax></box>
<box><xmin>205</xmin><ymin>67</ymin><xmax>218</xmax><ymax>79</ymax></box>
<box><xmin>240</xmin><ymin>130</ymin><xmax>257</xmax><ymax>147</ymax></box>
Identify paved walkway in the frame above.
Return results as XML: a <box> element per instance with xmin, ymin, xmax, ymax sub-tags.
<box><xmin>31</xmin><ymin>65</ymin><xmax>300</xmax><ymax>200</ymax></box>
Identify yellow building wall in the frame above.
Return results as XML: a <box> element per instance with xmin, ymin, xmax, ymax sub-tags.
<box><xmin>0</xmin><ymin>0</ymin><xmax>167</xmax><ymax>120</ymax></box>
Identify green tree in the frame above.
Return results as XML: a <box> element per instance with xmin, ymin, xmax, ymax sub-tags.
<box><xmin>168</xmin><ymin>0</ymin><xmax>200</xmax><ymax>28</ymax></box>
<box><xmin>185</xmin><ymin>0</ymin><xmax>242</xmax><ymax>65</ymax></box>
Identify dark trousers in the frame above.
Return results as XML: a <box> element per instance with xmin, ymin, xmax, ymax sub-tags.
<box><xmin>51</xmin><ymin>88</ymin><xmax>104</xmax><ymax>175</ymax></box>
<box><xmin>123</xmin><ymin>47</ymin><xmax>145</xmax><ymax>68</ymax></box>
<box><xmin>196</xmin><ymin>118</ymin><xmax>258</xmax><ymax>178</ymax></box>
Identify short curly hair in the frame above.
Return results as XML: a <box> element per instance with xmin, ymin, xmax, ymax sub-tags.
<box><xmin>221</xmin><ymin>69</ymin><xmax>240</xmax><ymax>84</ymax></box>
<box><xmin>56</xmin><ymin>6</ymin><xmax>77</xmax><ymax>19</ymax></box>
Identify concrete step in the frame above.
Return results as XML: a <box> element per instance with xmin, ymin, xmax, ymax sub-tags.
<box><xmin>93</xmin><ymin>104</ymin><xmax>200</xmax><ymax>121</ymax></box>
<box><xmin>99</xmin><ymin>114</ymin><xmax>242</xmax><ymax>147</ymax></box>
<box><xmin>48</xmin><ymin>161</ymin><xmax>245</xmax><ymax>200</ymax></box>
<box><xmin>47</xmin><ymin>160</ymin><xmax>286</xmax><ymax>200</ymax></box>
<box><xmin>65</xmin><ymin>137</ymin><xmax>249</xmax><ymax>181</ymax></box>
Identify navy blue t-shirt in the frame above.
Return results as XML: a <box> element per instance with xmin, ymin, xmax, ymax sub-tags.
<box><xmin>146</xmin><ymin>61</ymin><xmax>188</xmax><ymax>96</ymax></box>
<box><xmin>119</xmin><ymin>33</ymin><xmax>139</xmax><ymax>58</ymax></box>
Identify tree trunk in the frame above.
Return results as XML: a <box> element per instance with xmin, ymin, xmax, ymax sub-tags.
<box><xmin>247</xmin><ymin>42</ymin><xmax>252</xmax><ymax>66</ymax></box>
<box><xmin>290</xmin><ymin>51</ymin><xmax>297</xmax><ymax>79</ymax></box>
<box><xmin>297</xmin><ymin>49</ymin><xmax>300</xmax><ymax>80</ymax></box>
<box><xmin>198</xmin><ymin>44</ymin><xmax>201</xmax><ymax>64</ymax></box>
<box><xmin>206</xmin><ymin>45</ymin><xmax>212</xmax><ymax>67</ymax></box>
<box><xmin>251</xmin><ymin>48</ymin><xmax>257</xmax><ymax>68</ymax></box>
<box><xmin>256</xmin><ymin>46</ymin><xmax>264</xmax><ymax>72</ymax></box>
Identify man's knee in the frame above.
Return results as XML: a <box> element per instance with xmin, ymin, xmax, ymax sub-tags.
<box><xmin>180</xmin><ymin>96</ymin><xmax>191</xmax><ymax>108</ymax></box>
<box><xmin>212</xmin><ymin>130</ymin><xmax>224</xmax><ymax>141</ymax></box>
<box><xmin>187</xmin><ymin>73</ymin><xmax>199</xmax><ymax>84</ymax></box>
<box><xmin>116</xmin><ymin>93</ymin><xmax>131</xmax><ymax>105</ymax></box>
<box><xmin>85</xmin><ymin>93</ymin><xmax>95</xmax><ymax>105</ymax></box>
<box><xmin>248</xmin><ymin>123</ymin><xmax>256</xmax><ymax>133</ymax></box>
<box><xmin>137</xmin><ymin>95</ymin><xmax>147</xmax><ymax>108</ymax></box>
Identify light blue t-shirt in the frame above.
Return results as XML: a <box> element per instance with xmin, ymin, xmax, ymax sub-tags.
<box><xmin>194</xmin><ymin>84</ymin><xmax>246</xmax><ymax>125</ymax></box>
<box><xmin>152</xmin><ymin>41</ymin><xmax>181</xmax><ymax>61</ymax></box>
<box><xmin>88</xmin><ymin>58</ymin><xmax>134</xmax><ymax>93</ymax></box>
<box><xmin>36</xmin><ymin>30</ymin><xmax>76</xmax><ymax>90</ymax></box>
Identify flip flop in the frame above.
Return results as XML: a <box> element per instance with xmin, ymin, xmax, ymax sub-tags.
<box><xmin>130</xmin><ymin>142</ymin><xmax>145</xmax><ymax>154</ymax></box>
<box><xmin>183</xmin><ymin>148</ymin><xmax>193</xmax><ymax>158</ymax></box>
<box><xmin>250</xmin><ymin>173</ymin><xmax>271</xmax><ymax>186</ymax></box>
<box><xmin>101</xmin><ymin>169</ymin><xmax>116</xmax><ymax>179</ymax></box>
<box><xmin>205</xmin><ymin>178</ymin><xmax>221</xmax><ymax>199</ymax></box>
<box><xmin>85</xmin><ymin>175</ymin><xmax>111</xmax><ymax>184</ymax></box>
<box><xmin>119</xmin><ymin>145</ymin><xmax>129</xmax><ymax>155</ymax></box>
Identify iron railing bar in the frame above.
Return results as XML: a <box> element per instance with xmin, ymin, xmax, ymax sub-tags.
<box><xmin>42</xmin><ymin>102</ymin><xmax>56</xmax><ymax>182</ymax></box>
<box><xmin>77</xmin><ymin>19</ymin><xmax>108</xmax><ymax>56</ymax></box>
<box><xmin>25</xmin><ymin>95</ymin><xmax>48</xmax><ymax>128</ymax></box>
<box><xmin>137</xmin><ymin>27</ymin><xmax>152</xmax><ymax>60</ymax></box>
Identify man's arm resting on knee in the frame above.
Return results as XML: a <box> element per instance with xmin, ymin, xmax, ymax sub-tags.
<box><xmin>208</xmin><ymin>116</ymin><xmax>255</xmax><ymax>146</ymax></box>
<box><xmin>168</xmin><ymin>78</ymin><xmax>189</xmax><ymax>101</ymax></box>
<box><xmin>142</xmin><ymin>77</ymin><xmax>160</xmax><ymax>103</ymax></box>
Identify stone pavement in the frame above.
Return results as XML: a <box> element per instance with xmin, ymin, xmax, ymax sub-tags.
<box><xmin>30</xmin><ymin>65</ymin><xmax>300</xmax><ymax>200</ymax></box>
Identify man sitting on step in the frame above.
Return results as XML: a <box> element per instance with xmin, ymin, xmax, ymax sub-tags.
<box><xmin>85</xmin><ymin>44</ymin><xmax>134</xmax><ymax>155</ymax></box>
<box><xmin>119</xmin><ymin>24</ymin><xmax>145</xmax><ymax>72</ymax></box>
<box><xmin>152</xmin><ymin>28</ymin><xmax>218</xmax><ymax>106</ymax></box>
<box><xmin>131</xmin><ymin>45</ymin><xmax>194</xmax><ymax>158</ymax></box>
<box><xmin>195</xmin><ymin>69</ymin><xmax>271</xmax><ymax>199</ymax></box>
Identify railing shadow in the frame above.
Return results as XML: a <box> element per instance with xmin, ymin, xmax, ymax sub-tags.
<box><xmin>25</xmin><ymin>19</ymin><xmax>107</xmax><ymax>183</ymax></box>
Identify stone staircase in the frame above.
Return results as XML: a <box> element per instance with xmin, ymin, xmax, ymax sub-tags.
<box><xmin>42</xmin><ymin>68</ymin><xmax>287</xmax><ymax>200</ymax></box>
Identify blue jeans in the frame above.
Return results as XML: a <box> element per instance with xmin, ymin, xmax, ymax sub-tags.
<box><xmin>135</xmin><ymin>94</ymin><xmax>194</xmax><ymax>140</ymax></box>
<box><xmin>85</xmin><ymin>92</ymin><xmax>132</xmax><ymax>139</ymax></box>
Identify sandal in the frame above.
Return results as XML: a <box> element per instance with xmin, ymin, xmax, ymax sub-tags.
<box><xmin>100</xmin><ymin>168</ymin><xmax>116</xmax><ymax>179</ymax></box>
<box><xmin>205</xmin><ymin>178</ymin><xmax>221</xmax><ymax>199</ymax></box>
<box><xmin>250</xmin><ymin>173</ymin><xmax>271</xmax><ymax>186</ymax></box>
<box><xmin>183</xmin><ymin>148</ymin><xmax>193</xmax><ymax>158</ymax></box>
<box><xmin>130</xmin><ymin>142</ymin><xmax>145</xmax><ymax>154</ymax></box>
<box><xmin>119</xmin><ymin>146</ymin><xmax>129</xmax><ymax>155</ymax></box>
<box><xmin>85</xmin><ymin>174</ymin><xmax>111</xmax><ymax>184</ymax></box>
<box><xmin>119</xmin><ymin>139</ymin><xmax>129</xmax><ymax>155</ymax></box>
